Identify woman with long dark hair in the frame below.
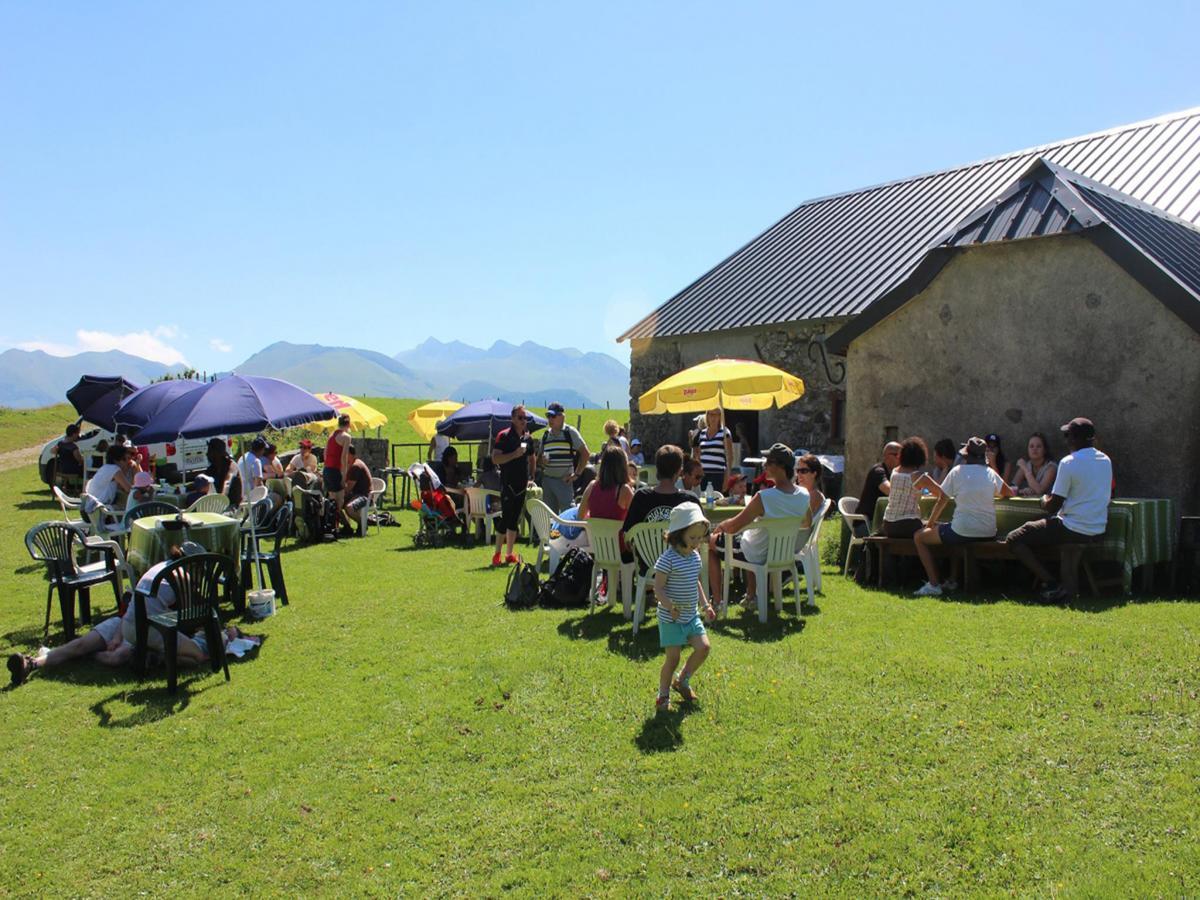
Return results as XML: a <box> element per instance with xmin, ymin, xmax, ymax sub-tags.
<box><xmin>578</xmin><ymin>444</ymin><xmax>634</xmax><ymax>561</ymax></box>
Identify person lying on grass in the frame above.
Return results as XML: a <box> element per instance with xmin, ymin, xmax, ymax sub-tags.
<box><xmin>653</xmin><ymin>502</ymin><xmax>716</xmax><ymax>712</ymax></box>
<box><xmin>7</xmin><ymin>542</ymin><xmax>255</xmax><ymax>687</ymax></box>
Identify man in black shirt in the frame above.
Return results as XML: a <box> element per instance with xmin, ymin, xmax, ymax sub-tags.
<box><xmin>622</xmin><ymin>444</ymin><xmax>697</xmax><ymax>571</ymax></box>
<box><xmin>490</xmin><ymin>405</ymin><xmax>536</xmax><ymax>566</ymax></box>
<box><xmin>856</xmin><ymin>441</ymin><xmax>901</xmax><ymax>533</ymax></box>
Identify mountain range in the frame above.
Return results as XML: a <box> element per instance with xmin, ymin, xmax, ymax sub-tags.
<box><xmin>0</xmin><ymin>339</ymin><xmax>630</xmax><ymax>409</ymax></box>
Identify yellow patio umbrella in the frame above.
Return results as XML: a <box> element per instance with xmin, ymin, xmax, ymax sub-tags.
<box><xmin>312</xmin><ymin>393</ymin><xmax>389</xmax><ymax>431</ymax></box>
<box><xmin>637</xmin><ymin>358</ymin><xmax>805</xmax><ymax>414</ymax></box>
<box><xmin>407</xmin><ymin>400</ymin><xmax>463</xmax><ymax>440</ymax></box>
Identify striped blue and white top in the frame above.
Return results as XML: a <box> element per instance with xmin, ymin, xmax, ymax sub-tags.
<box><xmin>697</xmin><ymin>428</ymin><xmax>729</xmax><ymax>475</ymax></box>
<box><xmin>654</xmin><ymin>546</ymin><xmax>702</xmax><ymax>624</ymax></box>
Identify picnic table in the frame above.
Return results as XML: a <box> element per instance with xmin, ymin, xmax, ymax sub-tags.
<box><xmin>871</xmin><ymin>495</ymin><xmax>1176</xmax><ymax>593</ymax></box>
<box><xmin>126</xmin><ymin>512</ymin><xmax>242</xmax><ymax>580</ymax></box>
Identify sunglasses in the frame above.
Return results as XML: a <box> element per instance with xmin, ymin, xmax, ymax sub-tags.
<box><xmin>797</xmin><ymin>467</ymin><xmax>816</xmax><ymax>474</ymax></box>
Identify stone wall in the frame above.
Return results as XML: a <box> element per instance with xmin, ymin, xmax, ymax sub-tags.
<box><xmin>627</xmin><ymin>317</ymin><xmax>851</xmax><ymax>455</ymax></box>
<box><xmin>844</xmin><ymin>234</ymin><xmax>1200</xmax><ymax>512</ymax></box>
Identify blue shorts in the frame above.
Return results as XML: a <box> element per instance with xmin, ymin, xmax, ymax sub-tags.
<box><xmin>658</xmin><ymin>614</ymin><xmax>707</xmax><ymax>647</ymax></box>
<box><xmin>938</xmin><ymin>522</ymin><xmax>994</xmax><ymax>544</ymax></box>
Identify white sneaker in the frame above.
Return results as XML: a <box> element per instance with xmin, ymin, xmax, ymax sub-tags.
<box><xmin>942</xmin><ymin>580</ymin><xmax>958</xmax><ymax>592</ymax></box>
<box><xmin>913</xmin><ymin>582</ymin><xmax>943</xmax><ymax>597</ymax></box>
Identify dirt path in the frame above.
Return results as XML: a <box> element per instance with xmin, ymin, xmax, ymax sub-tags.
<box><xmin>0</xmin><ymin>444</ymin><xmax>43</xmax><ymax>473</ymax></box>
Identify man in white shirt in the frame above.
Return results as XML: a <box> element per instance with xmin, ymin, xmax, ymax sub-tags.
<box><xmin>239</xmin><ymin>436</ymin><xmax>267</xmax><ymax>496</ymax></box>
<box><xmin>1004</xmin><ymin>417</ymin><xmax>1112</xmax><ymax>602</ymax></box>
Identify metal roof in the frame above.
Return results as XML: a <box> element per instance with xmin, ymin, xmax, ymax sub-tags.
<box><xmin>826</xmin><ymin>159</ymin><xmax>1200</xmax><ymax>353</ymax></box>
<box><xmin>621</xmin><ymin>106</ymin><xmax>1200</xmax><ymax>342</ymax></box>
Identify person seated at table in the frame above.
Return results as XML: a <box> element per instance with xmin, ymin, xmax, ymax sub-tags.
<box><xmin>722</xmin><ymin>472</ymin><xmax>749</xmax><ymax>505</ymax></box>
<box><xmin>285</xmin><ymin>438</ymin><xmax>320</xmax><ymax>476</ymax></box>
<box><xmin>184</xmin><ymin>473</ymin><xmax>216</xmax><ymax>508</ymax></box>
<box><xmin>1011</xmin><ymin>432</ymin><xmax>1057</xmax><ymax>497</ymax></box>
<box><xmin>261</xmin><ymin>443</ymin><xmax>284</xmax><ymax>479</ymax></box>
<box><xmin>1004</xmin><ymin>417</ymin><xmax>1112</xmax><ymax>603</ymax></box>
<box><xmin>628</xmin><ymin>461</ymin><xmax>645</xmax><ymax>489</ymax></box>
<box><xmin>984</xmin><ymin>433</ymin><xmax>1013</xmax><ymax>483</ymax></box>
<box><xmin>929</xmin><ymin>438</ymin><xmax>958</xmax><ymax>481</ymax></box>
<box><xmin>794</xmin><ymin>453</ymin><xmax>827</xmax><ymax>518</ymax></box>
<box><xmin>239</xmin><ymin>436</ymin><xmax>267</xmax><ymax>495</ymax></box>
<box><xmin>708</xmin><ymin>443</ymin><xmax>811</xmax><ymax>610</ymax></box>
<box><xmin>54</xmin><ymin>423</ymin><xmax>85</xmax><ymax>491</ymax></box>
<box><xmin>339</xmin><ymin>444</ymin><xmax>372</xmax><ymax>537</ymax></box>
<box><xmin>913</xmin><ymin>436</ymin><xmax>1015</xmax><ymax>597</ymax></box>
<box><xmin>577</xmin><ymin>445</ymin><xmax>635</xmax><ymax>563</ymax></box>
<box><xmin>440</xmin><ymin>445</ymin><xmax>463</xmax><ymax>489</ymax></box>
<box><xmin>125</xmin><ymin>470</ymin><xmax>159</xmax><ymax>511</ymax></box>
<box><xmin>880</xmin><ymin>437</ymin><xmax>940</xmax><ymax>539</ymax></box>
<box><xmin>853</xmin><ymin>441</ymin><xmax>901</xmax><ymax>538</ymax></box>
<box><xmin>678</xmin><ymin>456</ymin><xmax>704</xmax><ymax>493</ymax></box>
<box><xmin>628</xmin><ymin>438</ymin><xmax>645</xmax><ymax>467</ymax></box>
<box><xmin>692</xmin><ymin>408</ymin><xmax>734</xmax><ymax>492</ymax></box>
<box><xmin>205</xmin><ymin>437</ymin><xmax>239</xmax><ymax>503</ymax></box>
<box><xmin>82</xmin><ymin>445</ymin><xmax>136</xmax><ymax>528</ymax></box>
<box><xmin>622</xmin><ymin>445</ymin><xmax>697</xmax><ymax>560</ymax></box>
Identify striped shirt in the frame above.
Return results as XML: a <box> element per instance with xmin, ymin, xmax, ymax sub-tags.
<box><xmin>654</xmin><ymin>546</ymin><xmax>702</xmax><ymax>623</ymax></box>
<box><xmin>540</xmin><ymin>426</ymin><xmax>581</xmax><ymax>476</ymax></box>
<box><xmin>697</xmin><ymin>428</ymin><xmax>729</xmax><ymax>475</ymax></box>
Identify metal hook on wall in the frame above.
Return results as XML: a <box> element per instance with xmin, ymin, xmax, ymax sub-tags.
<box><xmin>807</xmin><ymin>335</ymin><xmax>846</xmax><ymax>385</ymax></box>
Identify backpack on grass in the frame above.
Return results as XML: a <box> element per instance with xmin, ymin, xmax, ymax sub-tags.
<box><xmin>538</xmin><ymin>548</ymin><xmax>594</xmax><ymax>608</ymax></box>
<box><xmin>504</xmin><ymin>557</ymin><xmax>541</xmax><ymax>610</ymax></box>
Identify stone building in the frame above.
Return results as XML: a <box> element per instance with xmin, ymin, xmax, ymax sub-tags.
<box><xmin>618</xmin><ymin>107</ymin><xmax>1200</xmax><ymax>467</ymax></box>
<box><xmin>828</xmin><ymin>159</ymin><xmax>1200</xmax><ymax>512</ymax></box>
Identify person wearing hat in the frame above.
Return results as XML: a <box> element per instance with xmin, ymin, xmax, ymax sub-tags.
<box><xmin>184</xmin><ymin>473</ymin><xmax>216</xmax><ymax>508</ymax></box>
<box><xmin>628</xmin><ymin>437</ymin><xmax>645</xmax><ymax>467</ymax></box>
<box><xmin>708</xmin><ymin>443</ymin><xmax>812</xmax><ymax>610</ymax></box>
<box><xmin>1003</xmin><ymin>418</ymin><xmax>1112</xmax><ymax>602</ymax></box>
<box><xmin>286</xmin><ymin>439</ymin><xmax>320</xmax><ymax>477</ymax></box>
<box><xmin>913</xmin><ymin>436</ymin><xmax>1015</xmax><ymax>597</ymax></box>
<box><xmin>538</xmin><ymin>402</ymin><xmax>589</xmax><ymax>514</ymax></box>
<box><xmin>983</xmin><ymin>433</ymin><xmax>1013</xmax><ymax>484</ymax></box>
<box><xmin>125</xmin><ymin>469</ymin><xmax>159</xmax><ymax>511</ymax></box>
<box><xmin>653</xmin><ymin>501</ymin><xmax>716</xmax><ymax>710</ymax></box>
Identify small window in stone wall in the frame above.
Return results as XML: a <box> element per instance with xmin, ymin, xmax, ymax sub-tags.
<box><xmin>830</xmin><ymin>393</ymin><xmax>845</xmax><ymax>441</ymax></box>
<box><xmin>884</xmin><ymin>425</ymin><xmax>899</xmax><ymax>442</ymax></box>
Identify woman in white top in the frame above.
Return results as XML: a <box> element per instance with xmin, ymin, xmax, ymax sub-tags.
<box><xmin>913</xmin><ymin>436</ymin><xmax>1014</xmax><ymax>597</ymax></box>
<box><xmin>708</xmin><ymin>443</ymin><xmax>810</xmax><ymax>608</ymax></box>
<box><xmin>1011</xmin><ymin>432</ymin><xmax>1058</xmax><ymax>497</ymax></box>
<box><xmin>83</xmin><ymin>445</ymin><xmax>135</xmax><ymax>524</ymax></box>
<box><xmin>881</xmin><ymin>437</ymin><xmax>940</xmax><ymax>539</ymax></box>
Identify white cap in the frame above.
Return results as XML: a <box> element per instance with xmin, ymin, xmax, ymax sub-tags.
<box><xmin>667</xmin><ymin>501</ymin><xmax>708</xmax><ymax>535</ymax></box>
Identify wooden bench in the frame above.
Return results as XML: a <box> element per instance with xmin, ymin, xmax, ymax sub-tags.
<box><xmin>862</xmin><ymin>535</ymin><xmax>1112</xmax><ymax>594</ymax></box>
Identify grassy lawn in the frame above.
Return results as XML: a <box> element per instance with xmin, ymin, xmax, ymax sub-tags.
<box><xmin>2</xmin><ymin>458</ymin><xmax>1199</xmax><ymax>895</ymax></box>
<box><xmin>0</xmin><ymin>403</ymin><xmax>76</xmax><ymax>454</ymax></box>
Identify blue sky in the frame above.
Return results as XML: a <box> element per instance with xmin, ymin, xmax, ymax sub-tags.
<box><xmin>2</xmin><ymin>1</ymin><xmax>1197</xmax><ymax>371</ymax></box>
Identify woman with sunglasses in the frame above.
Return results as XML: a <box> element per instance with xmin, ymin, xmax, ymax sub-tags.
<box><xmin>793</xmin><ymin>453</ymin><xmax>826</xmax><ymax>518</ymax></box>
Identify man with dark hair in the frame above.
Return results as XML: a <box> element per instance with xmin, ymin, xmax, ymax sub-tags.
<box><xmin>55</xmin><ymin>423</ymin><xmax>85</xmax><ymax>490</ymax></box>
<box><xmin>490</xmin><ymin>405</ymin><xmax>536</xmax><ymax>566</ymax></box>
<box><xmin>1004</xmin><ymin>417</ymin><xmax>1112</xmax><ymax>602</ymax></box>
<box><xmin>679</xmin><ymin>456</ymin><xmax>704</xmax><ymax>492</ymax></box>
<box><xmin>622</xmin><ymin>445</ymin><xmax>698</xmax><ymax>560</ymax></box>
<box><xmin>238</xmin><ymin>436</ymin><xmax>267</xmax><ymax>495</ymax></box>
<box><xmin>340</xmin><ymin>445</ymin><xmax>373</xmax><ymax>537</ymax></box>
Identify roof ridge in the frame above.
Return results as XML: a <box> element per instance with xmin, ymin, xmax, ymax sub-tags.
<box><xmin>793</xmin><ymin>105</ymin><xmax>1200</xmax><ymax>210</ymax></box>
<box><xmin>1043</xmin><ymin>158</ymin><xmax>1200</xmax><ymax>236</ymax></box>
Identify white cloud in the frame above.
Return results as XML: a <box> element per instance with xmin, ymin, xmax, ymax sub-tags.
<box><xmin>16</xmin><ymin>328</ymin><xmax>188</xmax><ymax>366</ymax></box>
<box><xmin>210</xmin><ymin>338</ymin><xmax>233</xmax><ymax>353</ymax></box>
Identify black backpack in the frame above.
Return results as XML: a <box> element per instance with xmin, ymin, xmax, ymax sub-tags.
<box><xmin>504</xmin><ymin>557</ymin><xmax>541</xmax><ymax>610</ymax></box>
<box><xmin>538</xmin><ymin>548</ymin><xmax>594</xmax><ymax>608</ymax></box>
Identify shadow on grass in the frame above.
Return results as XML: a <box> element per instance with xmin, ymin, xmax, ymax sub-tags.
<box><xmin>16</xmin><ymin>498</ymin><xmax>58</xmax><ymax>512</ymax></box>
<box><xmin>90</xmin><ymin>684</ymin><xmax>196</xmax><ymax>726</ymax></box>
<box><xmin>635</xmin><ymin>704</ymin><xmax>697</xmax><ymax>754</ymax></box>
<box><xmin>708</xmin><ymin>609</ymin><xmax>806</xmax><ymax>643</ymax></box>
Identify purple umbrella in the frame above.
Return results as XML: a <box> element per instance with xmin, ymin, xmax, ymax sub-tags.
<box><xmin>66</xmin><ymin>375</ymin><xmax>141</xmax><ymax>432</ymax></box>
<box><xmin>435</xmin><ymin>400</ymin><xmax>547</xmax><ymax>441</ymax></box>
<box><xmin>133</xmin><ymin>375</ymin><xmax>336</xmax><ymax>443</ymax></box>
<box><xmin>113</xmin><ymin>379</ymin><xmax>205</xmax><ymax>435</ymax></box>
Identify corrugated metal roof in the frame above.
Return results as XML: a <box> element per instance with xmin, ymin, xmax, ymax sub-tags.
<box><xmin>621</xmin><ymin>106</ymin><xmax>1200</xmax><ymax>341</ymax></box>
<box><xmin>825</xmin><ymin>159</ymin><xmax>1200</xmax><ymax>353</ymax></box>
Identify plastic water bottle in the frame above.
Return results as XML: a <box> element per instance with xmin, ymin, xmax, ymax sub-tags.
<box><xmin>705</xmin><ymin>483</ymin><xmax>714</xmax><ymax>508</ymax></box>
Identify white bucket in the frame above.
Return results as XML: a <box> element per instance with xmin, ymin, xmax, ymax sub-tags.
<box><xmin>247</xmin><ymin>588</ymin><xmax>276</xmax><ymax>619</ymax></box>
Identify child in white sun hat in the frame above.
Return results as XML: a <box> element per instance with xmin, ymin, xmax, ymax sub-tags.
<box><xmin>652</xmin><ymin>501</ymin><xmax>715</xmax><ymax>711</ymax></box>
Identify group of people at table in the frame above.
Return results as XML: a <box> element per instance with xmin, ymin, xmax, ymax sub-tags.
<box><xmin>855</xmin><ymin>418</ymin><xmax>1113</xmax><ymax>601</ymax></box>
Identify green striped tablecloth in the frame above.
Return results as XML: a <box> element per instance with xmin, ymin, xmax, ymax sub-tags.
<box><xmin>127</xmin><ymin>512</ymin><xmax>242</xmax><ymax>580</ymax></box>
<box><xmin>872</xmin><ymin>496</ymin><xmax>1177</xmax><ymax>593</ymax></box>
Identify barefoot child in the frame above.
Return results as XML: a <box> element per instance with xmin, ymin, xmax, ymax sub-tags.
<box><xmin>653</xmin><ymin>502</ymin><xmax>716</xmax><ymax>711</ymax></box>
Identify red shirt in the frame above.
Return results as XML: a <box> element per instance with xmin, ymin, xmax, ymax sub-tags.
<box><xmin>324</xmin><ymin>431</ymin><xmax>345</xmax><ymax>470</ymax></box>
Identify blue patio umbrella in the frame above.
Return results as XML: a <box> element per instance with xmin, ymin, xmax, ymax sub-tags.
<box><xmin>113</xmin><ymin>379</ymin><xmax>205</xmax><ymax>435</ymax></box>
<box><xmin>66</xmin><ymin>375</ymin><xmax>141</xmax><ymax>432</ymax></box>
<box><xmin>132</xmin><ymin>375</ymin><xmax>337</xmax><ymax>443</ymax></box>
<box><xmin>434</xmin><ymin>400</ymin><xmax>547</xmax><ymax>441</ymax></box>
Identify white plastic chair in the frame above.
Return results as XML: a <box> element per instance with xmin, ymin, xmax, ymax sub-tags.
<box><xmin>723</xmin><ymin>515</ymin><xmax>809</xmax><ymax>623</ymax></box>
<box><xmin>626</xmin><ymin>521</ymin><xmax>667</xmax><ymax>636</ymax></box>
<box><xmin>794</xmin><ymin>498</ymin><xmax>832</xmax><ymax>606</ymax></box>
<box><xmin>465</xmin><ymin>487</ymin><xmax>502</xmax><ymax>544</ymax></box>
<box><xmin>82</xmin><ymin>492</ymin><xmax>129</xmax><ymax>543</ymax></box>
<box><xmin>361</xmin><ymin>477</ymin><xmax>387</xmax><ymax>536</ymax></box>
<box><xmin>838</xmin><ymin>495</ymin><xmax>869</xmax><ymax>574</ymax></box>
<box><xmin>525</xmin><ymin>498</ymin><xmax>561</xmax><ymax>574</ymax></box>
<box><xmin>586</xmin><ymin>518</ymin><xmax>635</xmax><ymax>618</ymax></box>
<box><xmin>187</xmin><ymin>493</ymin><xmax>234</xmax><ymax>515</ymax></box>
<box><xmin>53</xmin><ymin>485</ymin><xmax>84</xmax><ymax>524</ymax></box>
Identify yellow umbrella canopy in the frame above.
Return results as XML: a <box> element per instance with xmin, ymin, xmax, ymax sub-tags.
<box><xmin>637</xmin><ymin>358</ymin><xmax>805</xmax><ymax>415</ymax></box>
<box><xmin>407</xmin><ymin>400</ymin><xmax>464</xmax><ymax>440</ymax></box>
<box><xmin>312</xmin><ymin>393</ymin><xmax>389</xmax><ymax>431</ymax></box>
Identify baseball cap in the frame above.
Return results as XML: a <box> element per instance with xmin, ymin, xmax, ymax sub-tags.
<box><xmin>1060</xmin><ymin>417</ymin><xmax>1096</xmax><ymax>440</ymax></box>
<box><xmin>195</xmin><ymin>473</ymin><xmax>215</xmax><ymax>486</ymax></box>
<box><xmin>180</xmin><ymin>541</ymin><xmax>205</xmax><ymax>556</ymax></box>
<box><xmin>133</xmin><ymin>471</ymin><xmax>154</xmax><ymax>489</ymax></box>
<box><xmin>546</xmin><ymin>402</ymin><xmax>565</xmax><ymax>416</ymax></box>
<box><xmin>960</xmin><ymin>436</ymin><xmax>987</xmax><ymax>459</ymax></box>
<box><xmin>631</xmin><ymin>438</ymin><xmax>641</xmax><ymax>446</ymax></box>
<box><xmin>299</xmin><ymin>439</ymin><xmax>313</xmax><ymax>449</ymax></box>
<box><xmin>667</xmin><ymin>501</ymin><xmax>709</xmax><ymax>535</ymax></box>
<box><xmin>251</xmin><ymin>436</ymin><xmax>268</xmax><ymax>452</ymax></box>
<box><xmin>984</xmin><ymin>433</ymin><xmax>1001</xmax><ymax>444</ymax></box>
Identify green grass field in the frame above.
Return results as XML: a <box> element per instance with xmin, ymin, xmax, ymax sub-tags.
<box><xmin>0</xmin><ymin>403</ymin><xmax>76</xmax><ymax>455</ymax></box>
<box><xmin>2</xmin><ymin>447</ymin><xmax>1199</xmax><ymax>893</ymax></box>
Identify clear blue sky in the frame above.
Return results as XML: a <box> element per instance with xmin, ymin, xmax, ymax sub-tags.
<box><xmin>2</xmin><ymin>1</ymin><xmax>1197</xmax><ymax>371</ymax></box>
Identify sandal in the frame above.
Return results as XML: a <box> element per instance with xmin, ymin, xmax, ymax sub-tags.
<box><xmin>7</xmin><ymin>653</ymin><xmax>34</xmax><ymax>687</ymax></box>
<box><xmin>672</xmin><ymin>677</ymin><xmax>698</xmax><ymax>704</ymax></box>
<box><xmin>655</xmin><ymin>693</ymin><xmax>671</xmax><ymax>712</ymax></box>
